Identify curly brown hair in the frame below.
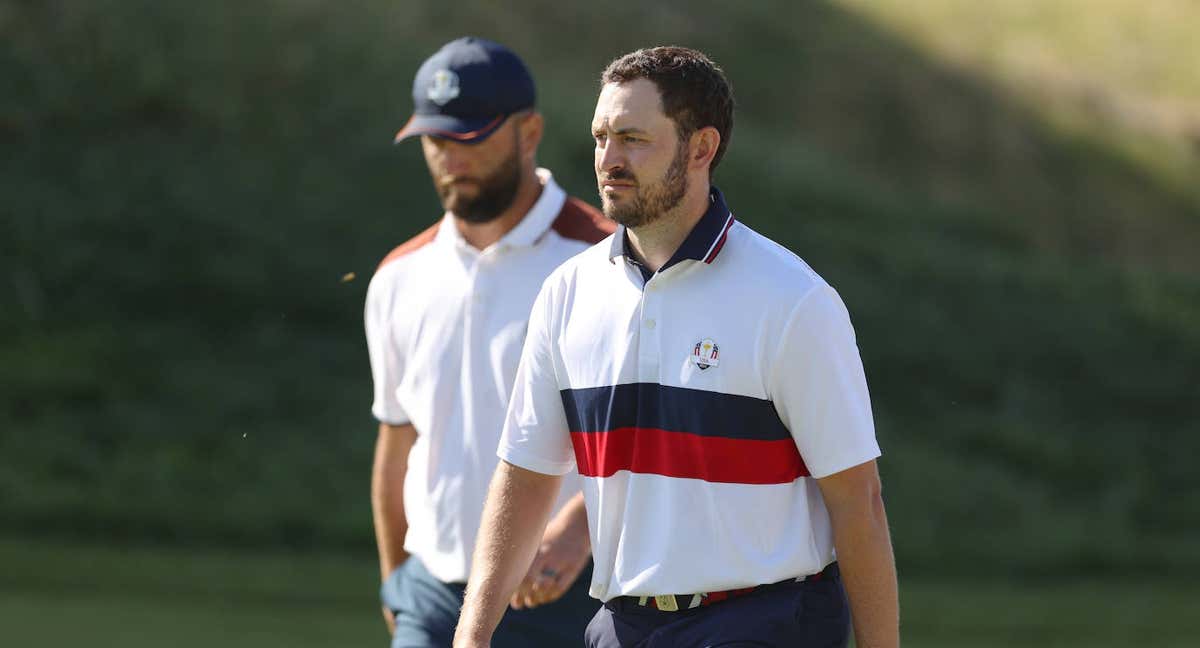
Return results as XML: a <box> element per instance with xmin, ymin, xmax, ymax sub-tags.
<box><xmin>601</xmin><ymin>46</ymin><xmax>735</xmax><ymax>176</ymax></box>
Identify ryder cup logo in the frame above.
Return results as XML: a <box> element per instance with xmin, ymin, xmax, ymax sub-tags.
<box><xmin>427</xmin><ymin>69</ymin><xmax>461</xmax><ymax>105</ymax></box>
<box><xmin>692</xmin><ymin>338</ymin><xmax>720</xmax><ymax>370</ymax></box>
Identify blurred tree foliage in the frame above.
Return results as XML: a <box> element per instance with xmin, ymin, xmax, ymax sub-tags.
<box><xmin>2</xmin><ymin>0</ymin><xmax>1198</xmax><ymax>577</ymax></box>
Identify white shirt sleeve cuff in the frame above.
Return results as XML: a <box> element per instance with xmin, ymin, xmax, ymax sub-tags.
<box><xmin>372</xmin><ymin>406</ymin><xmax>410</xmax><ymax>427</ymax></box>
<box><xmin>807</xmin><ymin>445</ymin><xmax>882</xmax><ymax>480</ymax></box>
<box><xmin>498</xmin><ymin>444</ymin><xmax>576</xmax><ymax>476</ymax></box>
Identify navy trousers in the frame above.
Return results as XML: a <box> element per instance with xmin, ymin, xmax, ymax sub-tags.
<box><xmin>584</xmin><ymin>575</ymin><xmax>850</xmax><ymax>648</ymax></box>
<box><xmin>381</xmin><ymin>556</ymin><xmax>598</xmax><ymax>648</ymax></box>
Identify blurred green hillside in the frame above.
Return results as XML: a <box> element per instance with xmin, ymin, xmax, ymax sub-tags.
<box><xmin>3</xmin><ymin>0</ymin><xmax>1198</xmax><ymax>581</ymax></box>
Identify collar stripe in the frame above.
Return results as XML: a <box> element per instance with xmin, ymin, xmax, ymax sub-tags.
<box><xmin>702</xmin><ymin>213</ymin><xmax>735</xmax><ymax>264</ymax></box>
<box><xmin>393</xmin><ymin>114</ymin><xmax>505</xmax><ymax>144</ymax></box>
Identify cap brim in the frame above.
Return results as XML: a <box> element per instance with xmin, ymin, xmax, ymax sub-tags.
<box><xmin>393</xmin><ymin>113</ymin><xmax>506</xmax><ymax>144</ymax></box>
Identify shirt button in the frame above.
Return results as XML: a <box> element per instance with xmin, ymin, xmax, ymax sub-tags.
<box><xmin>644</xmin><ymin>319</ymin><xmax>656</xmax><ymax>330</ymax></box>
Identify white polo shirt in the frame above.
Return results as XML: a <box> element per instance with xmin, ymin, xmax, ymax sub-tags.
<box><xmin>498</xmin><ymin>187</ymin><xmax>881</xmax><ymax>601</ymax></box>
<box><xmin>365</xmin><ymin>169</ymin><xmax>613</xmax><ymax>584</ymax></box>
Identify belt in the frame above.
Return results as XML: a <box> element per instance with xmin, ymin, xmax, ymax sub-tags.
<box><xmin>617</xmin><ymin>562</ymin><xmax>839</xmax><ymax>613</ymax></box>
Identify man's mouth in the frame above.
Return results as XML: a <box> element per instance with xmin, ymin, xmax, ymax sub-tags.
<box><xmin>442</xmin><ymin>177</ymin><xmax>480</xmax><ymax>193</ymax></box>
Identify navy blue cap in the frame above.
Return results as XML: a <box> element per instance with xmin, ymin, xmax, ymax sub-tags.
<box><xmin>394</xmin><ymin>37</ymin><xmax>536</xmax><ymax>144</ymax></box>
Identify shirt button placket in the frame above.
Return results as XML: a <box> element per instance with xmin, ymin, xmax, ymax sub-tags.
<box><xmin>639</xmin><ymin>278</ymin><xmax>661</xmax><ymax>383</ymax></box>
<box><xmin>471</xmin><ymin>248</ymin><xmax>500</xmax><ymax>314</ymax></box>
<box><xmin>466</xmin><ymin>259</ymin><xmax>488</xmax><ymax>344</ymax></box>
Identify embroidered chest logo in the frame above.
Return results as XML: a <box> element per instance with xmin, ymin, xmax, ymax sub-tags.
<box><xmin>692</xmin><ymin>338</ymin><xmax>720</xmax><ymax>370</ymax></box>
<box><xmin>427</xmin><ymin>69</ymin><xmax>461</xmax><ymax>105</ymax></box>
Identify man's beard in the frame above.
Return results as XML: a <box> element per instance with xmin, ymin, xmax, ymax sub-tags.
<box><xmin>436</xmin><ymin>145</ymin><xmax>523</xmax><ymax>224</ymax></box>
<box><xmin>600</xmin><ymin>139</ymin><xmax>689</xmax><ymax>228</ymax></box>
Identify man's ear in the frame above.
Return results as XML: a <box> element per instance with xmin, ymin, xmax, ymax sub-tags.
<box><xmin>689</xmin><ymin>126</ymin><xmax>720</xmax><ymax>172</ymax></box>
<box><xmin>518</xmin><ymin>111</ymin><xmax>545</xmax><ymax>159</ymax></box>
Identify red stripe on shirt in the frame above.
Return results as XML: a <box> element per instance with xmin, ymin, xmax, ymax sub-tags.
<box><xmin>552</xmin><ymin>197</ymin><xmax>615</xmax><ymax>244</ymax></box>
<box><xmin>376</xmin><ymin>222</ymin><xmax>439</xmax><ymax>272</ymax></box>
<box><xmin>569</xmin><ymin>427</ymin><xmax>809</xmax><ymax>484</ymax></box>
<box><xmin>703</xmin><ymin>216</ymin><xmax>734</xmax><ymax>263</ymax></box>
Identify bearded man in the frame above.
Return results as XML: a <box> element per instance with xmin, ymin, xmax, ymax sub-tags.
<box><xmin>365</xmin><ymin>37</ymin><xmax>612</xmax><ymax>648</ymax></box>
<box><xmin>454</xmin><ymin>46</ymin><xmax>899</xmax><ymax>648</ymax></box>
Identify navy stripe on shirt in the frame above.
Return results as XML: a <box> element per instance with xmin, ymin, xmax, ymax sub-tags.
<box><xmin>560</xmin><ymin>383</ymin><xmax>792</xmax><ymax>442</ymax></box>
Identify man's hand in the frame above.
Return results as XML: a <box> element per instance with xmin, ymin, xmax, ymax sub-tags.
<box><xmin>510</xmin><ymin>492</ymin><xmax>590</xmax><ymax>609</ymax></box>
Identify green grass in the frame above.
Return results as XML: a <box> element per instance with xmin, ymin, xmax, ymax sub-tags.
<box><xmin>2</xmin><ymin>539</ymin><xmax>1198</xmax><ymax>647</ymax></box>
<box><xmin>901</xmin><ymin>580</ymin><xmax>1200</xmax><ymax>648</ymax></box>
<box><xmin>0</xmin><ymin>538</ymin><xmax>383</xmax><ymax>648</ymax></box>
<box><xmin>838</xmin><ymin>0</ymin><xmax>1200</xmax><ymax>101</ymax></box>
<box><xmin>2</xmin><ymin>0</ymin><xmax>1198</xmax><ymax>577</ymax></box>
<box><xmin>835</xmin><ymin>0</ymin><xmax>1200</xmax><ymax>209</ymax></box>
<box><xmin>1</xmin><ymin>592</ymin><xmax>378</xmax><ymax>648</ymax></box>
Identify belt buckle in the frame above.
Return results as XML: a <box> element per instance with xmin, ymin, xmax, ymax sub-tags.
<box><xmin>654</xmin><ymin>594</ymin><xmax>679</xmax><ymax>611</ymax></box>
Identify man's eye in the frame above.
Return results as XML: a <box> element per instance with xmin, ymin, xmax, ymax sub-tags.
<box><xmin>623</xmin><ymin>135</ymin><xmax>642</xmax><ymax>143</ymax></box>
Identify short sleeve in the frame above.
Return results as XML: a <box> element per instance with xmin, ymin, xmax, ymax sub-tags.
<box><xmin>769</xmin><ymin>283</ymin><xmax>880</xmax><ymax>479</ymax></box>
<box><xmin>497</xmin><ymin>279</ymin><xmax>576</xmax><ymax>475</ymax></box>
<box><xmin>365</xmin><ymin>271</ymin><xmax>410</xmax><ymax>426</ymax></box>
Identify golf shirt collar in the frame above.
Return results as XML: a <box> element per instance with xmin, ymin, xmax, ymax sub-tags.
<box><xmin>435</xmin><ymin>168</ymin><xmax>567</xmax><ymax>252</ymax></box>
<box><xmin>607</xmin><ymin>185</ymin><xmax>736</xmax><ymax>271</ymax></box>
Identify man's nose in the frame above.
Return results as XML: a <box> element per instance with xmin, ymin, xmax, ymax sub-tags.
<box><xmin>438</xmin><ymin>140</ymin><xmax>474</xmax><ymax>176</ymax></box>
<box><xmin>596</xmin><ymin>141</ymin><xmax>625</xmax><ymax>176</ymax></box>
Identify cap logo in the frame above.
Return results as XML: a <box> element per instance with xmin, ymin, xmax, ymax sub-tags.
<box><xmin>427</xmin><ymin>69</ymin><xmax>461</xmax><ymax>106</ymax></box>
<box><xmin>691</xmin><ymin>338</ymin><xmax>720</xmax><ymax>371</ymax></box>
